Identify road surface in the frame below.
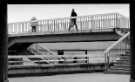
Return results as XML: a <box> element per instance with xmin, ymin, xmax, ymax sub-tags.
<box><xmin>9</xmin><ymin>73</ymin><xmax>130</xmax><ymax>82</ymax></box>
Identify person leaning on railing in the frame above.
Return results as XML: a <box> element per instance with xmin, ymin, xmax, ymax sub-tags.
<box><xmin>68</xmin><ymin>9</ymin><xmax>78</xmax><ymax>31</ymax></box>
<box><xmin>30</xmin><ymin>17</ymin><xmax>39</xmax><ymax>32</ymax></box>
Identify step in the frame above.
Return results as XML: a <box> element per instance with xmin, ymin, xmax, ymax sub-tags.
<box><xmin>110</xmin><ymin>66</ymin><xmax>130</xmax><ymax>71</ymax></box>
<box><xmin>120</xmin><ymin>54</ymin><xmax>130</xmax><ymax>56</ymax></box>
<box><xmin>119</xmin><ymin>54</ymin><xmax>130</xmax><ymax>56</ymax></box>
<box><xmin>116</xmin><ymin>59</ymin><xmax>130</xmax><ymax>62</ymax></box>
<box><xmin>114</xmin><ymin>63</ymin><xmax>130</xmax><ymax>66</ymax></box>
<box><xmin>113</xmin><ymin>64</ymin><xmax>131</xmax><ymax>66</ymax></box>
<box><xmin>112</xmin><ymin>63</ymin><xmax>130</xmax><ymax>66</ymax></box>
<box><xmin>116</xmin><ymin>61</ymin><xmax>130</xmax><ymax>65</ymax></box>
<box><xmin>110</xmin><ymin>65</ymin><xmax>130</xmax><ymax>69</ymax></box>
<box><xmin>113</xmin><ymin>63</ymin><xmax>130</xmax><ymax>66</ymax></box>
<box><xmin>106</xmin><ymin>69</ymin><xmax>130</xmax><ymax>74</ymax></box>
<box><xmin>119</xmin><ymin>59</ymin><xmax>130</xmax><ymax>61</ymax></box>
<box><xmin>119</xmin><ymin>56</ymin><xmax>130</xmax><ymax>60</ymax></box>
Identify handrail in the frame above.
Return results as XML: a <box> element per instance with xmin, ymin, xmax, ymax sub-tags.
<box><xmin>104</xmin><ymin>32</ymin><xmax>130</xmax><ymax>54</ymax></box>
<box><xmin>8</xmin><ymin>54</ymin><xmax>105</xmax><ymax>58</ymax></box>
<box><xmin>8</xmin><ymin>12</ymin><xmax>120</xmax><ymax>24</ymax></box>
<box><xmin>8</xmin><ymin>13</ymin><xmax>129</xmax><ymax>35</ymax></box>
<box><xmin>8</xmin><ymin>54</ymin><xmax>105</xmax><ymax>66</ymax></box>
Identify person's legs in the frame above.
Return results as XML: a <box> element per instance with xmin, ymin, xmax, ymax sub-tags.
<box><xmin>34</xmin><ymin>26</ymin><xmax>36</xmax><ymax>32</ymax></box>
<box><xmin>32</xmin><ymin>26</ymin><xmax>36</xmax><ymax>32</ymax></box>
<box><xmin>75</xmin><ymin>24</ymin><xmax>78</xmax><ymax>31</ymax></box>
<box><xmin>73</xmin><ymin>19</ymin><xmax>78</xmax><ymax>31</ymax></box>
<box><xmin>68</xmin><ymin>20</ymin><xmax>73</xmax><ymax>31</ymax></box>
<box><xmin>32</xmin><ymin>26</ymin><xmax>33</xmax><ymax>32</ymax></box>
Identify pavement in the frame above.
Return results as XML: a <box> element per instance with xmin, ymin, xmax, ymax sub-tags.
<box><xmin>9</xmin><ymin>73</ymin><xmax>130</xmax><ymax>82</ymax></box>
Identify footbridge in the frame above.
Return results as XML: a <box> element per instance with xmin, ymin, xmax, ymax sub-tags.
<box><xmin>8</xmin><ymin>13</ymin><xmax>129</xmax><ymax>55</ymax></box>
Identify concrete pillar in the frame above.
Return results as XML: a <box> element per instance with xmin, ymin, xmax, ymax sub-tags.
<box><xmin>0</xmin><ymin>2</ymin><xmax>8</xmax><ymax>82</ymax></box>
<box><xmin>130</xmin><ymin>3</ymin><xmax>135</xmax><ymax>82</ymax></box>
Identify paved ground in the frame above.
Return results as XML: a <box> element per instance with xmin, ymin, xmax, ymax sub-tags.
<box><xmin>9</xmin><ymin>73</ymin><xmax>130</xmax><ymax>82</ymax></box>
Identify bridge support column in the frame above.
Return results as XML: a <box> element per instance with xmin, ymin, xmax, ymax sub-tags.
<box><xmin>130</xmin><ymin>28</ymin><xmax>135</xmax><ymax>82</ymax></box>
<box><xmin>0</xmin><ymin>2</ymin><xmax>8</xmax><ymax>82</ymax></box>
<box><xmin>130</xmin><ymin>33</ymin><xmax>135</xmax><ymax>82</ymax></box>
<box><xmin>130</xmin><ymin>3</ymin><xmax>135</xmax><ymax>82</ymax></box>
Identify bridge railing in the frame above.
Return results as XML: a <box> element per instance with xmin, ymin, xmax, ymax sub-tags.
<box><xmin>8</xmin><ymin>13</ymin><xmax>129</xmax><ymax>34</ymax></box>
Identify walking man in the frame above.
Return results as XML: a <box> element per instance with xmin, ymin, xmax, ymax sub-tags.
<box><xmin>68</xmin><ymin>9</ymin><xmax>78</xmax><ymax>31</ymax></box>
<box><xmin>30</xmin><ymin>17</ymin><xmax>38</xmax><ymax>32</ymax></box>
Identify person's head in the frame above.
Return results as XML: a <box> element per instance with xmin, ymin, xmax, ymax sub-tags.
<box><xmin>72</xmin><ymin>9</ymin><xmax>75</xmax><ymax>12</ymax></box>
<box><xmin>31</xmin><ymin>17</ymin><xmax>37</xmax><ymax>20</ymax></box>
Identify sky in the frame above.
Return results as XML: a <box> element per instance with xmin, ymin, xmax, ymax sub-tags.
<box><xmin>8</xmin><ymin>4</ymin><xmax>129</xmax><ymax>23</ymax></box>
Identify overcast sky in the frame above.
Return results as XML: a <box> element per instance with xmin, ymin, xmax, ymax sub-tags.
<box><xmin>8</xmin><ymin>4</ymin><xmax>129</xmax><ymax>23</ymax></box>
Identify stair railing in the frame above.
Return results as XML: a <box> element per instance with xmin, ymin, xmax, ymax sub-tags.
<box><xmin>104</xmin><ymin>32</ymin><xmax>130</xmax><ymax>71</ymax></box>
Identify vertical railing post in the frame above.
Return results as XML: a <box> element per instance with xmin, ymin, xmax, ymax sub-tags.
<box><xmin>12</xmin><ymin>24</ymin><xmax>14</xmax><ymax>34</ymax></box>
<box><xmin>52</xmin><ymin>19</ymin><xmax>53</xmax><ymax>32</ymax></box>
<box><xmin>50</xmin><ymin>20</ymin><xmax>52</xmax><ymax>32</ymax></box>
<box><xmin>53</xmin><ymin>19</ymin><xmax>55</xmax><ymax>32</ymax></box>
<box><xmin>112</xmin><ymin>13</ymin><xmax>115</xmax><ymax>28</ymax></box>
<box><xmin>27</xmin><ymin>22</ymin><xmax>29</xmax><ymax>33</ymax></box>
<box><xmin>15</xmin><ymin>23</ymin><xmax>17</xmax><ymax>34</ymax></box>
<box><xmin>19</xmin><ymin>23</ymin><xmax>21</xmax><ymax>33</ymax></box>
<box><xmin>91</xmin><ymin>16</ymin><xmax>95</xmax><ymax>31</ymax></box>
<box><xmin>42</xmin><ymin>20</ymin><xmax>44</xmax><ymax>32</ymax></box>
<box><xmin>105</xmin><ymin>52</ymin><xmax>110</xmax><ymax>72</ymax></box>
<box><xmin>38</xmin><ymin>20</ymin><xmax>40</xmax><ymax>32</ymax></box>
<box><xmin>47</xmin><ymin>20</ymin><xmax>50</xmax><ymax>32</ymax></box>
<box><xmin>63</xmin><ymin>18</ymin><xmax>67</xmax><ymax>32</ymax></box>
<box><xmin>87</xmin><ymin>16</ymin><xmax>90</xmax><ymax>31</ymax></box>
<box><xmin>20</xmin><ymin>23</ymin><xmax>22</xmax><ymax>33</ymax></box>
<box><xmin>86</xmin><ymin>16</ymin><xmax>89</xmax><ymax>31</ymax></box>
<box><xmin>24</xmin><ymin>22</ymin><xmax>27</xmax><ymax>33</ymax></box>
<box><xmin>25</xmin><ymin>22</ymin><xmax>27</xmax><ymax>33</ymax></box>
<box><xmin>116</xmin><ymin>13</ymin><xmax>119</xmax><ymax>28</ymax></box>
<box><xmin>44</xmin><ymin>20</ymin><xmax>46</xmax><ymax>32</ymax></box>
<box><xmin>62</xmin><ymin>19</ymin><xmax>65</xmax><ymax>32</ymax></box>
<box><xmin>15</xmin><ymin>23</ymin><xmax>18</xmax><ymax>33</ymax></box>
<box><xmin>21</xmin><ymin>22</ymin><xmax>23</xmax><ymax>33</ymax></box>
<box><xmin>114</xmin><ymin>13</ymin><xmax>116</xmax><ymax>28</ymax></box>
<box><xmin>64</xmin><ymin>18</ymin><xmax>67</xmax><ymax>32</ymax></box>
<box><xmin>61</xmin><ymin>19</ymin><xmax>64</xmax><ymax>32</ymax></box>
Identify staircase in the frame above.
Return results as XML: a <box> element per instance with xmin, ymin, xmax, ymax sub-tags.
<box><xmin>105</xmin><ymin>28</ymin><xmax>130</xmax><ymax>74</ymax></box>
<box><xmin>108</xmin><ymin>50</ymin><xmax>130</xmax><ymax>74</ymax></box>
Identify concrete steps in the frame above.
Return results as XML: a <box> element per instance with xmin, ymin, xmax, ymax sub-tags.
<box><xmin>108</xmin><ymin>52</ymin><xmax>130</xmax><ymax>74</ymax></box>
<box><xmin>106</xmin><ymin>69</ymin><xmax>130</xmax><ymax>74</ymax></box>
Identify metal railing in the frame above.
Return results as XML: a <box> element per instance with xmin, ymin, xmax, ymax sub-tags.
<box><xmin>8</xmin><ymin>54</ymin><xmax>105</xmax><ymax>67</ymax></box>
<box><xmin>104</xmin><ymin>32</ymin><xmax>130</xmax><ymax>71</ymax></box>
<box><xmin>8</xmin><ymin>13</ymin><xmax>129</xmax><ymax>35</ymax></box>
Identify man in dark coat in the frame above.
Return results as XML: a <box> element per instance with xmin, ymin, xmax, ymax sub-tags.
<box><xmin>68</xmin><ymin>9</ymin><xmax>78</xmax><ymax>31</ymax></box>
